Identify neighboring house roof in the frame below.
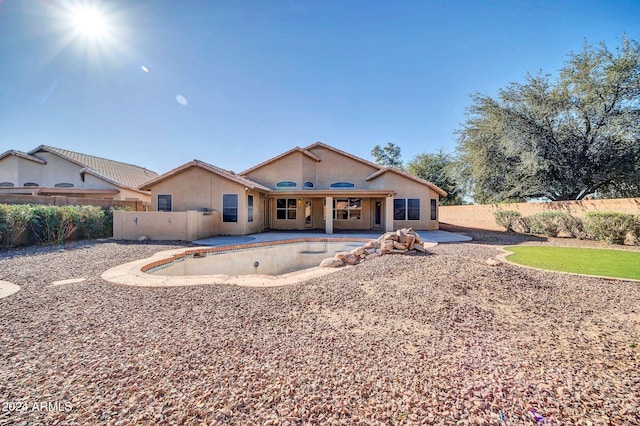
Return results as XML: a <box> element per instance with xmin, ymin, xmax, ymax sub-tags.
<box><xmin>366</xmin><ymin>167</ymin><xmax>448</xmax><ymax>197</ymax></box>
<box><xmin>27</xmin><ymin>145</ymin><xmax>159</xmax><ymax>191</ymax></box>
<box><xmin>139</xmin><ymin>160</ymin><xmax>272</xmax><ymax>192</ymax></box>
<box><xmin>240</xmin><ymin>146</ymin><xmax>321</xmax><ymax>175</ymax></box>
<box><xmin>0</xmin><ymin>150</ymin><xmax>47</xmax><ymax>164</ymax></box>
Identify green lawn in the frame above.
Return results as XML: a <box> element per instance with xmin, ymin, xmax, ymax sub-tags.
<box><xmin>505</xmin><ymin>246</ymin><xmax>640</xmax><ymax>281</ymax></box>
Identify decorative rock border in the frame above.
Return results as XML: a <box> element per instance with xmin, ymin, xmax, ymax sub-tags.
<box><xmin>319</xmin><ymin>228</ymin><xmax>436</xmax><ymax>268</ymax></box>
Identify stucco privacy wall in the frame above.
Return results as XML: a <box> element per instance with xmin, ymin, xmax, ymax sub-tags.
<box><xmin>440</xmin><ymin>198</ymin><xmax>640</xmax><ymax>231</ymax></box>
<box><xmin>113</xmin><ymin>210</ymin><xmax>220</xmax><ymax>241</ymax></box>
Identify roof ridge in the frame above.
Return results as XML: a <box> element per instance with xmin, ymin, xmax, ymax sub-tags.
<box><xmin>34</xmin><ymin>145</ymin><xmax>157</xmax><ymax>173</ymax></box>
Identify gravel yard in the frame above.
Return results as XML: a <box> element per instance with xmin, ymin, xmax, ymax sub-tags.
<box><xmin>0</xmin><ymin>231</ymin><xmax>639</xmax><ymax>425</ymax></box>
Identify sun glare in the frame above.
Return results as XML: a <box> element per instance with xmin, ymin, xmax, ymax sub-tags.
<box><xmin>71</xmin><ymin>7</ymin><xmax>108</xmax><ymax>39</ymax></box>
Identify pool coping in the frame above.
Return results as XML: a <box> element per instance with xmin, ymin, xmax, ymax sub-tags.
<box><xmin>102</xmin><ymin>238</ymin><xmax>377</xmax><ymax>288</ymax></box>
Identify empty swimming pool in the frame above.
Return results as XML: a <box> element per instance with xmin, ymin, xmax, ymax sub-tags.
<box><xmin>147</xmin><ymin>240</ymin><xmax>363</xmax><ymax>277</ymax></box>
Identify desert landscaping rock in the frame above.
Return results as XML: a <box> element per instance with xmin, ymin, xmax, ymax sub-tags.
<box><xmin>319</xmin><ymin>257</ymin><xmax>344</xmax><ymax>268</ymax></box>
<box><xmin>319</xmin><ymin>229</ymin><xmax>432</xmax><ymax>269</ymax></box>
<box><xmin>0</xmin><ymin>232</ymin><xmax>639</xmax><ymax>424</ymax></box>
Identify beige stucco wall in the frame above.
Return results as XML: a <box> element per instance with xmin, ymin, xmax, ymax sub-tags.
<box><xmin>245</xmin><ymin>151</ymin><xmax>307</xmax><ymax>190</ymax></box>
<box><xmin>113</xmin><ymin>210</ymin><xmax>220</xmax><ymax>241</ymax></box>
<box><xmin>440</xmin><ymin>198</ymin><xmax>640</xmax><ymax>231</ymax></box>
<box><xmin>35</xmin><ymin>152</ymin><xmax>84</xmax><ymax>187</ymax></box>
<box><xmin>0</xmin><ymin>156</ymin><xmax>22</xmax><ymax>185</ymax></box>
<box><xmin>244</xmin><ymin>146</ymin><xmax>380</xmax><ymax>191</ymax></box>
<box><xmin>373</xmin><ymin>172</ymin><xmax>440</xmax><ymax>230</ymax></box>
<box><xmin>148</xmin><ymin>166</ymin><xmax>265</xmax><ymax>235</ymax></box>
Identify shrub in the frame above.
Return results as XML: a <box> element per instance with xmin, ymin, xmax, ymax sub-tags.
<box><xmin>527</xmin><ymin>211</ymin><xmax>579</xmax><ymax>237</ymax></box>
<box><xmin>583</xmin><ymin>212</ymin><xmax>636</xmax><ymax>245</ymax></box>
<box><xmin>79</xmin><ymin>205</ymin><xmax>107</xmax><ymax>239</ymax></box>
<box><xmin>0</xmin><ymin>204</ymin><xmax>9</xmax><ymax>247</ymax></box>
<box><xmin>494</xmin><ymin>210</ymin><xmax>523</xmax><ymax>232</ymax></box>
<box><xmin>6</xmin><ymin>204</ymin><xmax>32</xmax><ymax>246</ymax></box>
<box><xmin>28</xmin><ymin>205</ymin><xmax>85</xmax><ymax>244</ymax></box>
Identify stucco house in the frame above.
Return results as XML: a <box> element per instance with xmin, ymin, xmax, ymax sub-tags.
<box><xmin>140</xmin><ymin>142</ymin><xmax>446</xmax><ymax>235</ymax></box>
<box><xmin>0</xmin><ymin>145</ymin><xmax>158</xmax><ymax>202</ymax></box>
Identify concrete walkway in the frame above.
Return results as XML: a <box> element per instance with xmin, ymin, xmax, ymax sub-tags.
<box><xmin>193</xmin><ymin>229</ymin><xmax>472</xmax><ymax>247</ymax></box>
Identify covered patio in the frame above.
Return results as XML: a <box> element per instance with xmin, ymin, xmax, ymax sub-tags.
<box><xmin>264</xmin><ymin>190</ymin><xmax>396</xmax><ymax>234</ymax></box>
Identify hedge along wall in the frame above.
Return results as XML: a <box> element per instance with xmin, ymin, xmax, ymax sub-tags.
<box><xmin>0</xmin><ymin>194</ymin><xmax>147</xmax><ymax>211</ymax></box>
<box><xmin>439</xmin><ymin>198</ymin><xmax>640</xmax><ymax>231</ymax></box>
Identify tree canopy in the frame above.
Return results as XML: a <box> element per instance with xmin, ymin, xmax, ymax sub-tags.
<box><xmin>456</xmin><ymin>36</ymin><xmax>640</xmax><ymax>202</ymax></box>
<box><xmin>406</xmin><ymin>150</ymin><xmax>464</xmax><ymax>205</ymax></box>
<box><xmin>371</xmin><ymin>142</ymin><xmax>403</xmax><ymax>168</ymax></box>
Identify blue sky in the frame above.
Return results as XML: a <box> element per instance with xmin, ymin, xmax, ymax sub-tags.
<box><xmin>1</xmin><ymin>0</ymin><xmax>638</xmax><ymax>174</ymax></box>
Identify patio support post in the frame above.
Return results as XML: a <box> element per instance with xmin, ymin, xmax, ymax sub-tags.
<box><xmin>385</xmin><ymin>196</ymin><xmax>394</xmax><ymax>232</ymax></box>
<box><xmin>325</xmin><ymin>196</ymin><xmax>333</xmax><ymax>234</ymax></box>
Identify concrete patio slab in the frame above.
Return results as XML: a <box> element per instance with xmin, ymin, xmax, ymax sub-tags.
<box><xmin>192</xmin><ymin>230</ymin><xmax>471</xmax><ymax>246</ymax></box>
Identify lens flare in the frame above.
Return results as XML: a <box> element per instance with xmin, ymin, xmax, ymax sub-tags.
<box><xmin>72</xmin><ymin>7</ymin><xmax>108</xmax><ymax>39</ymax></box>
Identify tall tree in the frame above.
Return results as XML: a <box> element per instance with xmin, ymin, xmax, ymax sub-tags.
<box><xmin>456</xmin><ymin>36</ymin><xmax>640</xmax><ymax>203</ymax></box>
<box><xmin>406</xmin><ymin>149</ymin><xmax>464</xmax><ymax>205</ymax></box>
<box><xmin>371</xmin><ymin>142</ymin><xmax>403</xmax><ymax>168</ymax></box>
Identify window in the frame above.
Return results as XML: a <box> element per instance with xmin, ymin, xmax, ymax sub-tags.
<box><xmin>330</xmin><ymin>182</ymin><xmax>355</xmax><ymax>188</ymax></box>
<box><xmin>276</xmin><ymin>181</ymin><xmax>297</xmax><ymax>188</ymax></box>
<box><xmin>394</xmin><ymin>198</ymin><xmax>421</xmax><ymax>220</ymax></box>
<box><xmin>430</xmin><ymin>199</ymin><xmax>437</xmax><ymax>221</ymax></box>
<box><xmin>24</xmin><ymin>182</ymin><xmax>39</xmax><ymax>187</ymax></box>
<box><xmin>0</xmin><ymin>182</ymin><xmax>14</xmax><ymax>188</ymax></box>
<box><xmin>393</xmin><ymin>199</ymin><xmax>405</xmax><ymax>220</ymax></box>
<box><xmin>276</xmin><ymin>198</ymin><xmax>297</xmax><ymax>220</ymax></box>
<box><xmin>333</xmin><ymin>198</ymin><xmax>361</xmax><ymax>220</ymax></box>
<box><xmin>157</xmin><ymin>194</ymin><xmax>172</xmax><ymax>212</ymax></box>
<box><xmin>304</xmin><ymin>181</ymin><xmax>314</xmax><ymax>189</ymax></box>
<box><xmin>223</xmin><ymin>194</ymin><xmax>238</xmax><ymax>222</ymax></box>
<box><xmin>408</xmin><ymin>198</ymin><xmax>421</xmax><ymax>220</ymax></box>
<box><xmin>54</xmin><ymin>183</ymin><xmax>74</xmax><ymax>188</ymax></box>
<box><xmin>247</xmin><ymin>195</ymin><xmax>254</xmax><ymax>223</ymax></box>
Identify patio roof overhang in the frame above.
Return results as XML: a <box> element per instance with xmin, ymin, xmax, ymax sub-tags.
<box><xmin>264</xmin><ymin>189</ymin><xmax>396</xmax><ymax>198</ymax></box>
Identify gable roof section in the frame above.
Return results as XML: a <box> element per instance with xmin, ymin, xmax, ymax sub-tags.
<box><xmin>304</xmin><ymin>141</ymin><xmax>383</xmax><ymax>170</ymax></box>
<box><xmin>239</xmin><ymin>141</ymin><xmax>446</xmax><ymax>196</ymax></box>
<box><xmin>140</xmin><ymin>160</ymin><xmax>271</xmax><ymax>192</ymax></box>
<box><xmin>28</xmin><ymin>145</ymin><xmax>158</xmax><ymax>190</ymax></box>
<box><xmin>240</xmin><ymin>146</ymin><xmax>321</xmax><ymax>175</ymax></box>
<box><xmin>366</xmin><ymin>167</ymin><xmax>448</xmax><ymax>197</ymax></box>
<box><xmin>0</xmin><ymin>150</ymin><xmax>46</xmax><ymax>164</ymax></box>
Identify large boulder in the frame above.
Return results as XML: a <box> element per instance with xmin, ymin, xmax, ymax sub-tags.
<box><xmin>335</xmin><ymin>251</ymin><xmax>359</xmax><ymax>265</ymax></box>
<box><xmin>378</xmin><ymin>232</ymin><xmax>398</xmax><ymax>242</ymax></box>
<box><xmin>363</xmin><ymin>240</ymin><xmax>380</xmax><ymax>249</ymax></box>
<box><xmin>380</xmin><ymin>240</ymin><xmax>395</xmax><ymax>253</ymax></box>
<box><xmin>393</xmin><ymin>241</ymin><xmax>408</xmax><ymax>250</ymax></box>
<box><xmin>413</xmin><ymin>243</ymin><xmax>426</xmax><ymax>253</ymax></box>
<box><xmin>350</xmin><ymin>246</ymin><xmax>366</xmax><ymax>256</ymax></box>
<box><xmin>319</xmin><ymin>257</ymin><xmax>344</xmax><ymax>268</ymax></box>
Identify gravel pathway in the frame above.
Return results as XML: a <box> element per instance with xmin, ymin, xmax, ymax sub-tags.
<box><xmin>0</xmin><ymin>234</ymin><xmax>638</xmax><ymax>425</ymax></box>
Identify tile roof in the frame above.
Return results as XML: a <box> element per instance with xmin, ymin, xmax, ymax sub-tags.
<box><xmin>28</xmin><ymin>145</ymin><xmax>158</xmax><ymax>190</ymax></box>
<box><xmin>140</xmin><ymin>160</ymin><xmax>272</xmax><ymax>192</ymax></box>
<box><xmin>366</xmin><ymin>167</ymin><xmax>448</xmax><ymax>197</ymax></box>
